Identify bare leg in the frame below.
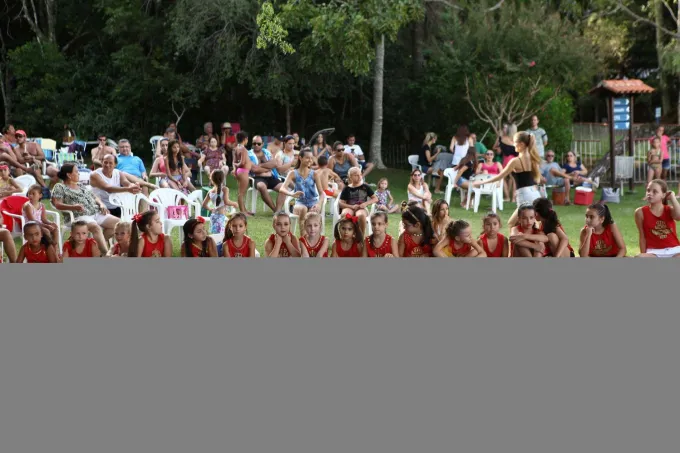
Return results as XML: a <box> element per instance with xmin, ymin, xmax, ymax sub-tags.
<box><xmin>293</xmin><ymin>205</ymin><xmax>308</xmax><ymax>232</ymax></box>
<box><xmin>256</xmin><ymin>182</ymin><xmax>277</xmax><ymax>212</ymax></box>
<box><xmin>88</xmin><ymin>223</ymin><xmax>109</xmax><ymax>255</ymax></box>
<box><xmin>515</xmin><ymin>245</ymin><xmax>534</xmax><ymax>257</ymax></box>
<box><xmin>0</xmin><ymin>228</ymin><xmax>18</xmax><ymax>263</ymax></box>
<box><xmin>273</xmin><ymin>184</ymin><xmax>286</xmax><ymax>213</ymax></box>
<box><xmin>434</xmin><ymin>169</ymin><xmax>444</xmax><ymax>192</ymax></box>
<box><xmin>237</xmin><ymin>172</ymin><xmax>253</xmax><ymax>214</ymax></box>
<box><xmin>547</xmin><ymin>232</ymin><xmax>571</xmax><ymax>257</ymax></box>
<box><xmin>361</xmin><ymin>162</ymin><xmax>375</xmax><ymax>180</ymax></box>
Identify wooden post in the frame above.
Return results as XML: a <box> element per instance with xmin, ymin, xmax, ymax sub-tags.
<box><xmin>628</xmin><ymin>95</ymin><xmax>635</xmax><ymax>192</ymax></box>
<box><xmin>609</xmin><ymin>96</ymin><xmax>616</xmax><ymax>189</ymax></box>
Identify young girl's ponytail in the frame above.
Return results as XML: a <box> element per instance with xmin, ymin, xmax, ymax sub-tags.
<box><xmin>533</xmin><ymin>198</ymin><xmax>559</xmax><ymax>234</ymax></box>
<box><xmin>128</xmin><ymin>210</ymin><xmax>155</xmax><ymax>258</ymax></box>
<box><xmin>589</xmin><ymin>202</ymin><xmax>614</xmax><ymax>226</ymax></box>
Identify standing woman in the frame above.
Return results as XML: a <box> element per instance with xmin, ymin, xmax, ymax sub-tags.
<box><xmin>498</xmin><ymin>124</ymin><xmax>519</xmax><ymax>202</ymax></box>
<box><xmin>449</xmin><ymin>125</ymin><xmax>470</xmax><ymax>168</ymax></box>
<box><xmin>470</xmin><ymin>131</ymin><xmax>542</xmax><ymax>228</ymax></box>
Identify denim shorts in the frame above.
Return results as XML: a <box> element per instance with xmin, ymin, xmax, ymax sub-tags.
<box><xmin>662</xmin><ymin>158</ymin><xmax>671</xmax><ymax>170</ymax></box>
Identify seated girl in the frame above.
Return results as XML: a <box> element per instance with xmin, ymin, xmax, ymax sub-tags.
<box><xmin>509</xmin><ymin>204</ymin><xmax>549</xmax><ymax>257</ymax></box>
<box><xmin>107</xmin><ymin>221</ymin><xmax>131</xmax><ymax>257</ymax></box>
<box><xmin>165</xmin><ymin>139</ymin><xmax>195</xmax><ymax>193</ymax></box>
<box><xmin>431</xmin><ymin>199</ymin><xmax>451</xmax><ymax>243</ymax></box>
<box><xmin>375</xmin><ymin>178</ymin><xmax>399</xmax><ymax>213</ymax></box>
<box><xmin>129</xmin><ymin>210</ymin><xmax>173</xmax><ymax>258</ymax></box>
<box><xmin>63</xmin><ymin>220</ymin><xmax>101</xmax><ymax>258</ymax></box>
<box><xmin>338</xmin><ymin>167</ymin><xmax>378</xmax><ymax>235</ymax></box>
<box><xmin>299</xmin><ymin>212</ymin><xmax>329</xmax><ymax>257</ymax></box>
<box><xmin>150</xmin><ymin>139</ymin><xmax>170</xmax><ymax>188</ymax></box>
<box><xmin>477</xmin><ymin>212</ymin><xmax>509</xmax><ymax>258</ymax></box>
<box><xmin>17</xmin><ymin>222</ymin><xmax>59</xmax><ymax>263</ymax></box>
<box><xmin>22</xmin><ymin>184</ymin><xmax>58</xmax><ymax>245</ymax></box>
<box><xmin>279</xmin><ymin>148</ymin><xmax>325</xmax><ymax>231</ymax></box>
<box><xmin>181</xmin><ymin>217</ymin><xmax>218</xmax><ymax>257</ymax></box>
<box><xmin>265</xmin><ymin>211</ymin><xmax>301</xmax><ymax>257</ymax></box>
<box><xmin>579</xmin><ymin>203</ymin><xmax>626</xmax><ymax>257</ymax></box>
<box><xmin>363</xmin><ymin>211</ymin><xmax>398</xmax><ymax>257</ymax></box>
<box><xmin>533</xmin><ymin>198</ymin><xmax>575</xmax><ymax>257</ymax></box>
<box><xmin>398</xmin><ymin>205</ymin><xmax>435</xmax><ymax>257</ymax></box>
<box><xmin>433</xmin><ymin>219</ymin><xmax>486</xmax><ymax>257</ymax></box>
<box><xmin>331</xmin><ymin>214</ymin><xmax>364</xmax><ymax>257</ymax></box>
<box><xmin>222</xmin><ymin>213</ymin><xmax>256</xmax><ymax>257</ymax></box>
<box><xmin>407</xmin><ymin>169</ymin><xmax>432</xmax><ymax>212</ymax></box>
<box><xmin>634</xmin><ymin>179</ymin><xmax>680</xmax><ymax>257</ymax></box>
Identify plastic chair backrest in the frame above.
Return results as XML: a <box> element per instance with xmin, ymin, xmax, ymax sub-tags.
<box><xmin>109</xmin><ymin>192</ymin><xmax>138</xmax><ymax>222</ymax></box>
<box><xmin>408</xmin><ymin>155</ymin><xmax>420</xmax><ymax>170</ymax></box>
<box><xmin>615</xmin><ymin>156</ymin><xmax>634</xmax><ymax>178</ymax></box>
<box><xmin>14</xmin><ymin>175</ymin><xmax>37</xmax><ymax>191</ymax></box>
<box><xmin>0</xmin><ymin>195</ymin><xmax>30</xmax><ymax>232</ymax></box>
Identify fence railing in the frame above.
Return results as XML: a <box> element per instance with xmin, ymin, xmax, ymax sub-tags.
<box><xmin>621</xmin><ymin>138</ymin><xmax>680</xmax><ymax>184</ymax></box>
<box><xmin>381</xmin><ymin>143</ymin><xmax>414</xmax><ymax>169</ymax></box>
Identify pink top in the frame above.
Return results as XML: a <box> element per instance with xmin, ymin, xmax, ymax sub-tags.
<box><xmin>480</xmin><ymin>162</ymin><xmax>500</xmax><ymax>175</ymax></box>
<box><xmin>23</xmin><ymin>201</ymin><xmax>45</xmax><ymax>225</ymax></box>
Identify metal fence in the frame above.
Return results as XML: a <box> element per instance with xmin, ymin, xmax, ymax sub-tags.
<box><xmin>621</xmin><ymin>138</ymin><xmax>680</xmax><ymax>184</ymax></box>
<box><xmin>571</xmin><ymin>140</ymin><xmax>603</xmax><ymax>169</ymax></box>
<box><xmin>382</xmin><ymin>143</ymin><xmax>414</xmax><ymax>169</ymax></box>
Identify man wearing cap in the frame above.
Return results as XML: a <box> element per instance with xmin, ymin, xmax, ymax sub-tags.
<box><xmin>220</xmin><ymin>122</ymin><xmax>236</xmax><ymax>167</ymax></box>
<box><xmin>91</xmin><ymin>134</ymin><xmax>117</xmax><ymax>169</ymax></box>
<box><xmin>12</xmin><ymin>129</ymin><xmax>48</xmax><ymax>187</ymax></box>
<box><xmin>268</xmin><ymin>134</ymin><xmax>283</xmax><ymax>156</ymax></box>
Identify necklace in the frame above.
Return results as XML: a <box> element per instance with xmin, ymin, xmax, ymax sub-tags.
<box><xmin>412</xmin><ymin>233</ymin><xmax>423</xmax><ymax>237</ymax></box>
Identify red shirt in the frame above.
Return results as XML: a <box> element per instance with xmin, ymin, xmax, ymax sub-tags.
<box><xmin>268</xmin><ymin>233</ymin><xmax>296</xmax><ymax>257</ymax></box>
<box><xmin>225</xmin><ymin>236</ymin><xmax>252</xmax><ymax>257</ymax></box>
<box><xmin>189</xmin><ymin>242</ymin><xmax>209</xmax><ymax>257</ymax></box>
<box><xmin>480</xmin><ymin>233</ymin><xmax>505</xmax><ymax>258</ymax></box>
<box><xmin>63</xmin><ymin>238</ymin><xmax>97</xmax><ymax>258</ymax></box>
<box><xmin>449</xmin><ymin>240</ymin><xmax>472</xmax><ymax>257</ymax></box>
<box><xmin>334</xmin><ymin>241</ymin><xmax>361</xmax><ymax>257</ymax></box>
<box><xmin>641</xmin><ymin>205</ymin><xmax>680</xmax><ymax>250</ymax></box>
<box><xmin>402</xmin><ymin>233</ymin><xmax>432</xmax><ymax>257</ymax></box>
<box><xmin>141</xmin><ymin>233</ymin><xmax>166</xmax><ymax>258</ymax></box>
<box><xmin>300</xmin><ymin>236</ymin><xmax>328</xmax><ymax>257</ymax></box>
<box><xmin>365</xmin><ymin>235</ymin><xmax>394</xmax><ymax>257</ymax></box>
<box><xmin>588</xmin><ymin>225</ymin><xmax>620</xmax><ymax>257</ymax></box>
<box><xmin>24</xmin><ymin>244</ymin><xmax>50</xmax><ymax>263</ymax></box>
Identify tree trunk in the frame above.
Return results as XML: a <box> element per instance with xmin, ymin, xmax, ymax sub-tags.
<box><xmin>413</xmin><ymin>20</ymin><xmax>425</xmax><ymax>78</ymax></box>
<box><xmin>655</xmin><ymin>0</ymin><xmax>671</xmax><ymax>119</ymax></box>
<box><xmin>369</xmin><ymin>35</ymin><xmax>386</xmax><ymax>170</ymax></box>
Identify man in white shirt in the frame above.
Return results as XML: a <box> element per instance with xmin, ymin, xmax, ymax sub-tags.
<box><xmin>526</xmin><ymin>115</ymin><xmax>548</xmax><ymax>159</ymax></box>
<box><xmin>344</xmin><ymin>134</ymin><xmax>374</xmax><ymax>179</ymax></box>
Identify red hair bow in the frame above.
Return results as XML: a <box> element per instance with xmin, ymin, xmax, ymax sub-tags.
<box><xmin>0</xmin><ymin>164</ymin><xmax>8</xmax><ymax>171</ymax></box>
<box><xmin>345</xmin><ymin>213</ymin><xmax>358</xmax><ymax>224</ymax></box>
<box><xmin>132</xmin><ymin>213</ymin><xmax>143</xmax><ymax>223</ymax></box>
<box><xmin>196</xmin><ymin>216</ymin><xmax>205</xmax><ymax>223</ymax></box>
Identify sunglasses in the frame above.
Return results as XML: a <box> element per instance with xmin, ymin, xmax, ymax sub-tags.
<box><xmin>16</xmin><ymin>135</ymin><xmax>25</xmax><ymax>138</ymax></box>
<box><xmin>413</xmin><ymin>173</ymin><xmax>422</xmax><ymax>177</ymax></box>
<box><xmin>253</xmin><ymin>142</ymin><xmax>263</xmax><ymax>146</ymax></box>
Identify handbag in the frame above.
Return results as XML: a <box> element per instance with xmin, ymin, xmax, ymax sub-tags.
<box><xmin>601</xmin><ymin>187</ymin><xmax>620</xmax><ymax>204</ymax></box>
<box><xmin>166</xmin><ymin>205</ymin><xmax>189</xmax><ymax>220</ymax></box>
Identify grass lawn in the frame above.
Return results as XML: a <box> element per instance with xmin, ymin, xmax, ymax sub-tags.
<box><xmin>9</xmin><ymin>167</ymin><xmax>670</xmax><ymax>257</ymax></box>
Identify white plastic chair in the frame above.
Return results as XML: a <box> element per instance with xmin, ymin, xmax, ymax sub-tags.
<box><xmin>443</xmin><ymin>168</ymin><xmax>461</xmax><ymax>207</ymax></box>
<box><xmin>465</xmin><ymin>174</ymin><xmax>498</xmax><ymax>213</ymax></box>
<box><xmin>148</xmin><ymin>188</ymin><xmax>201</xmax><ymax>241</ymax></box>
<box><xmin>109</xmin><ymin>192</ymin><xmax>140</xmax><ymax>222</ymax></box>
<box><xmin>14</xmin><ymin>175</ymin><xmax>37</xmax><ymax>195</ymax></box>
<box><xmin>246</xmin><ymin>175</ymin><xmax>285</xmax><ymax>213</ymax></box>
<box><xmin>149</xmin><ymin>135</ymin><xmax>164</xmax><ymax>156</ymax></box>
<box><xmin>321</xmin><ymin>182</ymin><xmax>339</xmax><ymax>233</ymax></box>
<box><xmin>284</xmin><ymin>196</ymin><xmax>301</xmax><ymax>235</ymax></box>
<box><xmin>408</xmin><ymin>155</ymin><xmax>421</xmax><ymax>172</ymax></box>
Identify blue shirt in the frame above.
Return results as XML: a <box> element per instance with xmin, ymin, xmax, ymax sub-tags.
<box><xmin>116</xmin><ymin>154</ymin><xmax>146</xmax><ymax>178</ymax></box>
<box><xmin>247</xmin><ymin>148</ymin><xmax>280</xmax><ymax>179</ymax></box>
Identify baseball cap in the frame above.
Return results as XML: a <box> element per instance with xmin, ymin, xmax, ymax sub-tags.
<box><xmin>15</xmin><ymin>129</ymin><xmax>27</xmax><ymax>137</ymax></box>
<box><xmin>221</xmin><ymin>122</ymin><xmax>232</xmax><ymax>129</ymax></box>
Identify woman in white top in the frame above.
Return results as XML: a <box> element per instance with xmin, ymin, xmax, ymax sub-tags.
<box><xmin>407</xmin><ymin>168</ymin><xmax>432</xmax><ymax>212</ymax></box>
<box><xmin>449</xmin><ymin>125</ymin><xmax>470</xmax><ymax>167</ymax></box>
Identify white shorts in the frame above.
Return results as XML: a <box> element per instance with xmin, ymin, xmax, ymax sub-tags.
<box><xmin>516</xmin><ymin>185</ymin><xmax>541</xmax><ymax>206</ymax></box>
<box><xmin>75</xmin><ymin>213</ymin><xmax>110</xmax><ymax>226</ymax></box>
<box><xmin>645</xmin><ymin>246</ymin><xmax>680</xmax><ymax>258</ymax></box>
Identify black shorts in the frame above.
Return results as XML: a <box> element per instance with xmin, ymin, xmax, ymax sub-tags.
<box><xmin>254</xmin><ymin>176</ymin><xmax>281</xmax><ymax>191</ymax></box>
<box><xmin>109</xmin><ymin>207</ymin><xmax>122</xmax><ymax>218</ymax></box>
